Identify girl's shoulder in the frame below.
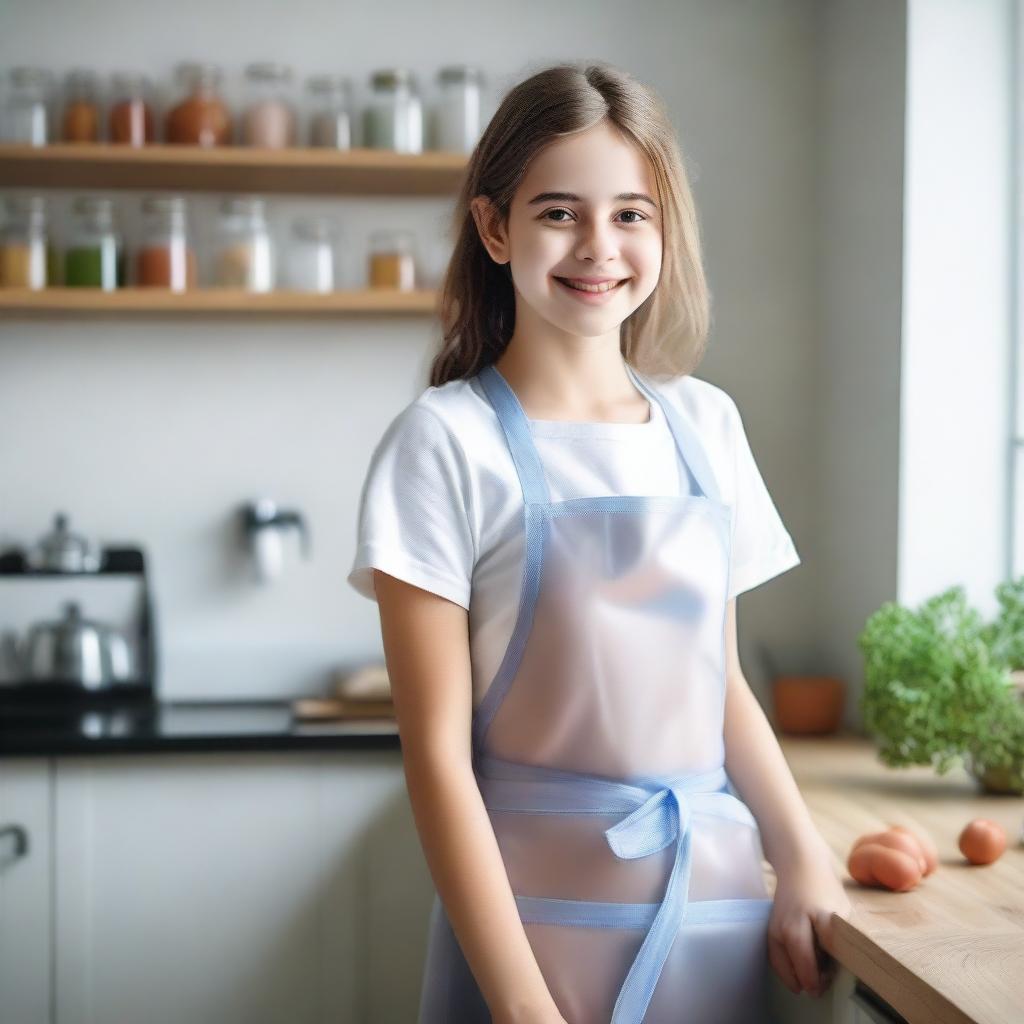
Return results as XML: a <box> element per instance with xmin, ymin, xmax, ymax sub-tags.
<box><xmin>383</xmin><ymin>375</ymin><xmax>494</xmax><ymax>444</ymax></box>
<box><xmin>370</xmin><ymin>374</ymin><xmax>508</xmax><ymax>477</ymax></box>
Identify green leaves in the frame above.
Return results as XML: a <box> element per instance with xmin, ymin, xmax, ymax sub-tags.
<box><xmin>857</xmin><ymin>583</ymin><xmax>1023</xmax><ymax>788</ymax></box>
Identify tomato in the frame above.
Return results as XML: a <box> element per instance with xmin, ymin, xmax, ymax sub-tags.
<box><xmin>958</xmin><ymin>819</ymin><xmax>1006</xmax><ymax>865</ymax></box>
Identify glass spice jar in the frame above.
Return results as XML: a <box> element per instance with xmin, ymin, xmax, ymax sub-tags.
<box><xmin>108</xmin><ymin>73</ymin><xmax>156</xmax><ymax>146</ymax></box>
<box><xmin>368</xmin><ymin>229</ymin><xmax>415</xmax><ymax>290</ymax></box>
<box><xmin>135</xmin><ymin>195</ymin><xmax>196</xmax><ymax>290</ymax></box>
<box><xmin>212</xmin><ymin>196</ymin><xmax>274</xmax><ymax>291</ymax></box>
<box><xmin>305</xmin><ymin>75</ymin><xmax>352</xmax><ymax>149</ymax></box>
<box><xmin>433</xmin><ymin>65</ymin><xmax>484</xmax><ymax>154</ymax></box>
<box><xmin>61</xmin><ymin>69</ymin><xmax>102</xmax><ymax>143</ymax></box>
<box><xmin>0</xmin><ymin>196</ymin><xmax>58</xmax><ymax>289</ymax></box>
<box><xmin>165</xmin><ymin>62</ymin><xmax>232</xmax><ymax>146</ymax></box>
<box><xmin>64</xmin><ymin>196</ymin><xmax>124</xmax><ymax>289</ymax></box>
<box><xmin>285</xmin><ymin>217</ymin><xmax>338</xmax><ymax>292</ymax></box>
<box><xmin>363</xmin><ymin>69</ymin><xmax>422</xmax><ymax>153</ymax></box>
<box><xmin>3</xmin><ymin>66</ymin><xmax>53</xmax><ymax>146</ymax></box>
<box><xmin>242</xmin><ymin>63</ymin><xmax>296</xmax><ymax>148</ymax></box>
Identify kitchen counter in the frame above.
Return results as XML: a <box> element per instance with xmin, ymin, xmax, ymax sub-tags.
<box><xmin>773</xmin><ymin>733</ymin><xmax>1023</xmax><ymax>1024</ymax></box>
<box><xmin>0</xmin><ymin>697</ymin><xmax>401</xmax><ymax>756</ymax></box>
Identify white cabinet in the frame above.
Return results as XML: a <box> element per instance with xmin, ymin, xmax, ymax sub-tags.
<box><xmin>0</xmin><ymin>759</ymin><xmax>52</xmax><ymax>1024</ymax></box>
<box><xmin>52</xmin><ymin>749</ymin><xmax>430</xmax><ymax>1024</ymax></box>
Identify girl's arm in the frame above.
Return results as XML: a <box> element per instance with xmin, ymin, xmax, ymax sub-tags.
<box><xmin>373</xmin><ymin>569</ymin><xmax>567</xmax><ymax>1024</ymax></box>
<box><xmin>721</xmin><ymin>597</ymin><xmax>852</xmax><ymax>999</ymax></box>
<box><xmin>721</xmin><ymin>598</ymin><xmax>829</xmax><ymax>870</ymax></box>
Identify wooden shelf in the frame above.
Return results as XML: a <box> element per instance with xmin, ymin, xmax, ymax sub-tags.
<box><xmin>0</xmin><ymin>287</ymin><xmax>439</xmax><ymax>317</ymax></box>
<box><xmin>0</xmin><ymin>143</ymin><xmax>468</xmax><ymax>196</ymax></box>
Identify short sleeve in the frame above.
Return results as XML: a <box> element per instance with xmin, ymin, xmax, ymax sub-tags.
<box><xmin>723</xmin><ymin>395</ymin><xmax>801</xmax><ymax>599</ymax></box>
<box><xmin>346</xmin><ymin>402</ymin><xmax>476</xmax><ymax>609</ymax></box>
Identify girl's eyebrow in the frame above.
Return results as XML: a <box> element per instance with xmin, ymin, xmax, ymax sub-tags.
<box><xmin>527</xmin><ymin>190</ymin><xmax>659</xmax><ymax>209</ymax></box>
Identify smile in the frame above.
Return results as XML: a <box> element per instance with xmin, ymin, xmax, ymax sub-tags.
<box><xmin>553</xmin><ymin>276</ymin><xmax>630</xmax><ymax>301</ymax></box>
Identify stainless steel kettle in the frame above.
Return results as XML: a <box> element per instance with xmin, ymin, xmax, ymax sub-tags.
<box><xmin>26</xmin><ymin>513</ymin><xmax>103</xmax><ymax>572</ymax></box>
<box><xmin>2</xmin><ymin>601</ymin><xmax>134</xmax><ymax>689</ymax></box>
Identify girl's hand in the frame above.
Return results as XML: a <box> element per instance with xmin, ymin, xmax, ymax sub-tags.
<box><xmin>768</xmin><ymin>842</ymin><xmax>853</xmax><ymax>999</ymax></box>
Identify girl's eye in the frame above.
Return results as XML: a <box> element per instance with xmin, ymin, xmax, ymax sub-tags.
<box><xmin>542</xmin><ymin>208</ymin><xmax>648</xmax><ymax>225</ymax></box>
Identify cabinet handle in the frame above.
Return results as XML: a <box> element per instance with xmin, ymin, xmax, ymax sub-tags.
<box><xmin>850</xmin><ymin>980</ymin><xmax>910</xmax><ymax>1024</ymax></box>
<box><xmin>0</xmin><ymin>824</ymin><xmax>29</xmax><ymax>865</ymax></box>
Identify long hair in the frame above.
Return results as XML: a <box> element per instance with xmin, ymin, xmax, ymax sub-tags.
<box><xmin>428</xmin><ymin>60</ymin><xmax>711</xmax><ymax>386</ymax></box>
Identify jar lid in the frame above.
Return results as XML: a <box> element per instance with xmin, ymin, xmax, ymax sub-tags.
<box><xmin>64</xmin><ymin>68</ymin><xmax>100</xmax><ymax>93</ymax></box>
<box><xmin>306</xmin><ymin>74</ymin><xmax>351</xmax><ymax>95</ymax></box>
<box><xmin>370</xmin><ymin>68</ymin><xmax>416</xmax><ymax>90</ymax></box>
<box><xmin>2</xmin><ymin>195</ymin><xmax>47</xmax><ymax>225</ymax></box>
<box><xmin>175</xmin><ymin>61</ymin><xmax>222</xmax><ymax>89</ymax></box>
<box><xmin>111</xmin><ymin>72</ymin><xmax>151</xmax><ymax>94</ymax></box>
<box><xmin>71</xmin><ymin>195</ymin><xmax>115</xmax><ymax>219</ymax></box>
<box><xmin>246</xmin><ymin>61</ymin><xmax>294</xmax><ymax>83</ymax></box>
<box><xmin>219</xmin><ymin>195</ymin><xmax>267</xmax><ymax>219</ymax></box>
<box><xmin>141</xmin><ymin>194</ymin><xmax>187</xmax><ymax>217</ymax></box>
<box><xmin>9</xmin><ymin>66</ymin><xmax>53</xmax><ymax>89</ymax></box>
<box><xmin>438</xmin><ymin>65</ymin><xmax>484</xmax><ymax>86</ymax></box>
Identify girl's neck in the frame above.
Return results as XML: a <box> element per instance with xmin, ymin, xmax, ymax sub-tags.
<box><xmin>493</xmin><ymin>344</ymin><xmax>649</xmax><ymax>424</ymax></box>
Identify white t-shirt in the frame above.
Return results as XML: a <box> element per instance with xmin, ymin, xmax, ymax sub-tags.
<box><xmin>347</xmin><ymin>369</ymin><xmax>800</xmax><ymax>708</ymax></box>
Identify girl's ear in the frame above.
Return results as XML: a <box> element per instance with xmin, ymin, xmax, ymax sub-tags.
<box><xmin>469</xmin><ymin>196</ymin><xmax>510</xmax><ymax>267</ymax></box>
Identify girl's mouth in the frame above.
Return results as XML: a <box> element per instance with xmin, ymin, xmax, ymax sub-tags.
<box><xmin>553</xmin><ymin>276</ymin><xmax>630</xmax><ymax>303</ymax></box>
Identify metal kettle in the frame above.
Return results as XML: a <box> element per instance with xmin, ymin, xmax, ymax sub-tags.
<box><xmin>2</xmin><ymin>600</ymin><xmax>134</xmax><ymax>689</ymax></box>
<box><xmin>26</xmin><ymin>512</ymin><xmax>104</xmax><ymax>573</ymax></box>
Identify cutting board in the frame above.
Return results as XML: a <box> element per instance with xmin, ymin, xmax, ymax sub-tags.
<box><xmin>291</xmin><ymin>696</ymin><xmax>395</xmax><ymax>721</ymax></box>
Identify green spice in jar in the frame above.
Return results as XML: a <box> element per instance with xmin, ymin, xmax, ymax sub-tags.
<box><xmin>64</xmin><ymin>243</ymin><xmax>124</xmax><ymax>288</ymax></box>
<box><xmin>63</xmin><ymin>197</ymin><xmax>122</xmax><ymax>289</ymax></box>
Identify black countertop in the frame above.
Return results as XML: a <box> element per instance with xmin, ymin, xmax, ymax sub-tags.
<box><xmin>0</xmin><ymin>697</ymin><xmax>402</xmax><ymax>757</ymax></box>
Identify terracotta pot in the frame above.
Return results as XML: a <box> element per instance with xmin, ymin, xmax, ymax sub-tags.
<box><xmin>771</xmin><ymin>675</ymin><xmax>845</xmax><ymax>735</ymax></box>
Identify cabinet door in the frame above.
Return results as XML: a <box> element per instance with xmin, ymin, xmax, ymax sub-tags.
<box><xmin>0</xmin><ymin>758</ymin><xmax>52</xmax><ymax>1024</ymax></box>
<box><xmin>54</xmin><ymin>753</ymin><xmax>324</xmax><ymax>1024</ymax></box>
<box><xmin>316</xmin><ymin>750</ymin><xmax>434</xmax><ymax>1023</ymax></box>
<box><xmin>52</xmin><ymin>749</ymin><xmax>417</xmax><ymax>1024</ymax></box>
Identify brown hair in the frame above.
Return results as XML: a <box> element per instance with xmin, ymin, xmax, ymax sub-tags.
<box><xmin>428</xmin><ymin>60</ymin><xmax>711</xmax><ymax>387</ymax></box>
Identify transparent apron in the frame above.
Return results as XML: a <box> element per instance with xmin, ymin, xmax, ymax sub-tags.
<box><xmin>417</xmin><ymin>362</ymin><xmax>778</xmax><ymax>1024</ymax></box>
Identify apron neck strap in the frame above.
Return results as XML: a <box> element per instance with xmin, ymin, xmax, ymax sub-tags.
<box><xmin>478</xmin><ymin>363</ymin><xmax>551</xmax><ymax>505</ymax></box>
<box><xmin>625</xmin><ymin>364</ymin><xmax>724</xmax><ymax>505</ymax></box>
<box><xmin>477</xmin><ymin>361</ymin><xmax>723</xmax><ymax>506</ymax></box>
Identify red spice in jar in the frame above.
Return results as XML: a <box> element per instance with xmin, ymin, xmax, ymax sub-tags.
<box><xmin>62</xmin><ymin>99</ymin><xmax>100</xmax><ymax>142</ymax></box>
<box><xmin>109</xmin><ymin>99</ymin><xmax>155</xmax><ymax>145</ymax></box>
<box><xmin>166</xmin><ymin>95</ymin><xmax>232</xmax><ymax>146</ymax></box>
<box><xmin>135</xmin><ymin>244</ymin><xmax>197</xmax><ymax>290</ymax></box>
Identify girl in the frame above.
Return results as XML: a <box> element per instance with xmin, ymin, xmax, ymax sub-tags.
<box><xmin>348</xmin><ymin>61</ymin><xmax>851</xmax><ymax>1024</ymax></box>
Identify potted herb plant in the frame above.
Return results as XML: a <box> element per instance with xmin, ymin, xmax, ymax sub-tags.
<box><xmin>857</xmin><ymin>583</ymin><xmax>1024</xmax><ymax>795</ymax></box>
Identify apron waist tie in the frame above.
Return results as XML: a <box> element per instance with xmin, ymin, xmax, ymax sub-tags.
<box><xmin>474</xmin><ymin>755</ymin><xmax>756</xmax><ymax>1024</ymax></box>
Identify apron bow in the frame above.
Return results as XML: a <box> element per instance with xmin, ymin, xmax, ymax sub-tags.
<box><xmin>605</xmin><ymin>782</ymin><xmax>699</xmax><ymax>1023</ymax></box>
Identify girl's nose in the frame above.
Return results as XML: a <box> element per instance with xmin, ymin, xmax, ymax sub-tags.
<box><xmin>573</xmin><ymin>220</ymin><xmax>621</xmax><ymax>265</ymax></box>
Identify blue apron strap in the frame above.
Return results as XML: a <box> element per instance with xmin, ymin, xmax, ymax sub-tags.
<box><xmin>625</xmin><ymin>363</ymin><xmax>724</xmax><ymax>506</ymax></box>
<box><xmin>477</xmin><ymin>364</ymin><xmax>551</xmax><ymax>505</ymax></box>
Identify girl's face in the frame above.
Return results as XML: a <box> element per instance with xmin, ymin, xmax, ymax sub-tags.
<box><xmin>472</xmin><ymin>120</ymin><xmax>663</xmax><ymax>342</ymax></box>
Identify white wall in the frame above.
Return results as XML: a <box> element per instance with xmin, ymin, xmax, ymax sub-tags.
<box><xmin>1</xmin><ymin>0</ymin><xmax>827</xmax><ymax>703</ymax></box>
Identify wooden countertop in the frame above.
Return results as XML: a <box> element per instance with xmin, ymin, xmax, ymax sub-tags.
<box><xmin>769</xmin><ymin>732</ymin><xmax>1023</xmax><ymax>1024</ymax></box>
